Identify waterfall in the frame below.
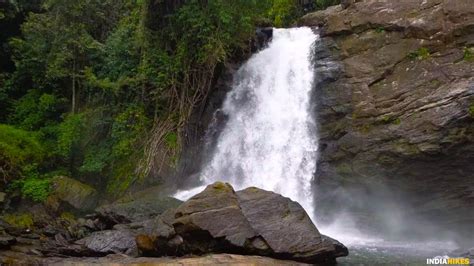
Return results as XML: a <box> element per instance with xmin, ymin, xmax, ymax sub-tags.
<box><xmin>175</xmin><ymin>27</ymin><xmax>319</xmax><ymax>219</ymax></box>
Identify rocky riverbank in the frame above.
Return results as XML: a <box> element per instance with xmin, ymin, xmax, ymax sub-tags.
<box><xmin>0</xmin><ymin>182</ymin><xmax>348</xmax><ymax>265</ymax></box>
<box><xmin>0</xmin><ymin>253</ymin><xmax>312</xmax><ymax>265</ymax></box>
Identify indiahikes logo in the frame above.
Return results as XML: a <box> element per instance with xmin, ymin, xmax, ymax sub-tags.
<box><xmin>426</xmin><ymin>256</ymin><xmax>470</xmax><ymax>265</ymax></box>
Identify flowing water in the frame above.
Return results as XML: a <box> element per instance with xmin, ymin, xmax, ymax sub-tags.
<box><xmin>174</xmin><ymin>27</ymin><xmax>465</xmax><ymax>264</ymax></box>
<box><xmin>175</xmin><ymin>27</ymin><xmax>318</xmax><ymax>219</ymax></box>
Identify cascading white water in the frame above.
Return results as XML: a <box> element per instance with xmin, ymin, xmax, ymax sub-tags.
<box><xmin>174</xmin><ymin>27</ymin><xmax>463</xmax><ymax>264</ymax></box>
<box><xmin>175</xmin><ymin>27</ymin><xmax>318</xmax><ymax>219</ymax></box>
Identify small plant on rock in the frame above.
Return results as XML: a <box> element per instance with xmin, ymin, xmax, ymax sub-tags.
<box><xmin>375</xmin><ymin>27</ymin><xmax>385</xmax><ymax>33</ymax></box>
<box><xmin>408</xmin><ymin>47</ymin><xmax>430</xmax><ymax>60</ymax></box>
<box><xmin>463</xmin><ymin>47</ymin><xmax>473</xmax><ymax>61</ymax></box>
<box><xmin>469</xmin><ymin>104</ymin><xmax>474</xmax><ymax>118</ymax></box>
<box><xmin>2</xmin><ymin>213</ymin><xmax>34</xmax><ymax>229</ymax></box>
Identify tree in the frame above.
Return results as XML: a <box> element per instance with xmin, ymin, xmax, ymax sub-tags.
<box><xmin>0</xmin><ymin>0</ymin><xmax>304</xmax><ymax>197</ymax></box>
<box><xmin>10</xmin><ymin>0</ymin><xmax>124</xmax><ymax>114</ymax></box>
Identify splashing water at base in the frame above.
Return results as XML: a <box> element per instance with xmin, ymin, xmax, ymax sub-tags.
<box><xmin>319</xmin><ymin>213</ymin><xmax>462</xmax><ymax>265</ymax></box>
<box><xmin>173</xmin><ymin>27</ymin><xmax>468</xmax><ymax>264</ymax></box>
<box><xmin>175</xmin><ymin>27</ymin><xmax>318</xmax><ymax>219</ymax></box>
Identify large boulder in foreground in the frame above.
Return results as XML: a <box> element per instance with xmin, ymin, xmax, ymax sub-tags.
<box><xmin>142</xmin><ymin>182</ymin><xmax>348</xmax><ymax>264</ymax></box>
<box><xmin>237</xmin><ymin>187</ymin><xmax>346</xmax><ymax>261</ymax></box>
<box><xmin>173</xmin><ymin>182</ymin><xmax>269</xmax><ymax>254</ymax></box>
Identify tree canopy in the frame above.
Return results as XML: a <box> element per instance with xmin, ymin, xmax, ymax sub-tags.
<box><xmin>0</xmin><ymin>0</ymin><xmax>340</xmax><ymax>200</ymax></box>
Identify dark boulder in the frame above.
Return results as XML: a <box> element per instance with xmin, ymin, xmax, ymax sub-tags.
<box><xmin>237</xmin><ymin>187</ymin><xmax>346</xmax><ymax>263</ymax></box>
<box><xmin>139</xmin><ymin>182</ymin><xmax>348</xmax><ymax>264</ymax></box>
<box><xmin>173</xmin><ymin>182</ymin><xmax>267</xmax><ymax>254</ymax></box>
<box><xmin>0</xmin><ymin>235</ymin><xmax>16</xmax><ymax>249</ymax></box>
<box><xmin>95</xmin><ymin>192</ymin><xmax>182</xmax><ymax>225</ymax></box>
<box><xmin>255</xmin><ymin>27</ymin><xmax>273</xmax><ymax>51</ymax></box>
<box><xmin>50</xmin><ymin>176</ymin><xmax>99</xmax><ymax>211</ymax></box>
<box><xmin>321</xmin><ymin>235</ymin><xmax>349</xmax><ymax>258</ymax></box>
<box><xmin>133</xmin><ymin>209</ymin><xmax>184</xmax><ymax>256</ymax></box>
<box><xmin>76</xmin><ymin>230</ymin><xmax>138</xmax><ymax>256</ymax></box>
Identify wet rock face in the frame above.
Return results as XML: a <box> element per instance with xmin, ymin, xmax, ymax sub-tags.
<box><xmin>299</xmin><ymin>0</ymin><xmax>474</xmax><ymax>241</ymax></box>
<box><xmin>95</xmin><ymin>193</ymin><xmax>182</xmax><ymax>225</ymax></box>
<box><xmin>254</xmin><ymin>27</ymin><xmax>273</xmax><ymax>51</ymax></box>
<box><xmin>50</xmin><ymin>176</ymin><xmax>99</xmax><ymax>211</ymax></box>
<box><xmin>173</xmin><ymin>183</ymin><xmax>260</xmax><ymax>253</ymax></box>
<box><xmin>237</xmin><ymin>188</ymin><xmax>328</xmax><ymax>259</ymax></box>
<box><xmin>76</xmin><ymin>230</ymin><xmax>137</xmax><ymax>256</ymax></box>
<box><xmin>0</xmin><ymin>235</ymin><xmax>16</xmax><ymax>249</ymax></box>
<box><xmin>143</xmin><ymin>182</ymin><xmax>348</xmax><ymax>264</ymax></box>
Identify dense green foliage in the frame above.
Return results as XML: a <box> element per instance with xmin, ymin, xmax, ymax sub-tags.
<box><xmin>315</xmin><ymin>0</ymin><xmax>341</xmax><ymax>10</ymax></box>
<box><xmin>0</xmin><ymin>124</ymin><xmax>45</xmax><ymax>180</ymax></box>
<box><xmin>14</xmin><ymin>164</ymin><xmax>52</xmax><ymax>202</ymax></box>
<box><xmin>0</xmin><ymin>0</ymin><xmax>340</xmax><ymax>199</ymax></box>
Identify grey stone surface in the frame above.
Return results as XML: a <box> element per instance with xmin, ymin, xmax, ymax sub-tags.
<box><xmin>299</xmin><ymin>0</ymin><xmax>474</xmax><ymax>242</ymax></box>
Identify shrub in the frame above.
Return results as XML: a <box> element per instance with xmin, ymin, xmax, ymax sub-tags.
<box><xmin>79</xmin><ymin>145</ymin><xmax>110</xmax><ymax>174</ymax></box>
<box><xmin>165</xmin><ymin>132</ymin><xmax>178</xmax><ymax>150</ymax></box>
<box><xmin>0</xmin><ymin>124</ymin><xmax>45</xmax><ymax>182</ymax></box>
<box><xmin>268</xmin><ymin>0</ymin><xmax>301</xmax><ymax>27</ymax></box>
<box><xmin>111</xmin><ymin>106</ymin><xmax>149</xmax><ymax>158</ymax></box>
<box><xmin>9</xmin><ymin>89</ymin><xmax>64</xmax><ymax>131</ymax></box>
<box><xmin>9</xmin><ymin>164</ymin><xmax>52</xmax><ymax>202</ymax></box>
<box><xmin>20</xmin><ymin>176</ymin><xmax>51</xmax><ymax>202</ymax></box>
<box><xmin>57</xmin><ymin>113</ymin><xmax>84</xmax><ymax>158</ymax></box>
<box><xmin>375</xmin><ymin>27</ymin><xmax>385</xmax><ymax>33</ymax></box>
<box><xmin>315</xmin><ymin>0</ymin><xmax>341</xmax><ymax>10</ymax></box>
<box><xmin>463</xmin><ymin>47</ymin><xmax>473</xmax><ymax>61</ymax></box>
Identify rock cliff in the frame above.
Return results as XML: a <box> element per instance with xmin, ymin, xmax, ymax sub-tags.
<box><xmin>299</xmin><ymin>0</ymin><xmax>473</xmax><ymax>243</ymax></box>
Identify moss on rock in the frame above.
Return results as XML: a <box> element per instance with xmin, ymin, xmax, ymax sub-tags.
<box><xmin>51</xmin><ymin>176</ymin><xmax>98</xmax><ymax>211</ymax></box>
<box><xmin>2</xmin><ymin>213</ymin><xmax>34</xmax><ymax>229</ymax></box>
<box><xmin>211</xmin><ymin>182</ymin><xmax>234</xmax><ymax>193</ymax></box>
<box><xmin>335</xmin><ymin>163</ymin><xmax>352</xmax><ymax>175</ymax></box>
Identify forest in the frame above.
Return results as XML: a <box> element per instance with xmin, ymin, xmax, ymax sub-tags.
<box><xmin>0</xmin><ymin>0</ymin><xmax>339</xmax><ymax>201</ymax></box>
<box><xmin>1</xmin><ymin>0</ymin><xmax>472</xmax><ymax>264</ymax></box>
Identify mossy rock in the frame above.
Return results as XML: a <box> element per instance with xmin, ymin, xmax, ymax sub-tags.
<box><xmin>390</xmin><ymin>140</ymin><xmax>420</xmax><ymax>156</ymax></box>
<box><xmin>95</xmin><ymin>188</ymin><xmax>182</xmax><ymax>224</ymax></box>
<box><xmin>2</xmin><ymin>213</ymin><xmax>34</xmax><ymax>229</ymax></box>
<box><xmin>211</xmin><ymin>182</ymin><xmax>234</xmax><ymax>193</ymax></box>
<box><xmin>335</xmin><ymin>163</ymin><xmax>353</xmax><ymax>175</ymax></box>
<box><xmin>51</xmin><ymin>176</ymin><xmax>98</xmax><ymax>211</ymax></box>
<box><xmin>376</xmin><ymin>115</ymin><xmax>401</xmax><ymax>125</ymax></box>
<box><xmin>463</xmin><ymin>47</ymin><xmax>473</xmax><ymax>61</ymax></box>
